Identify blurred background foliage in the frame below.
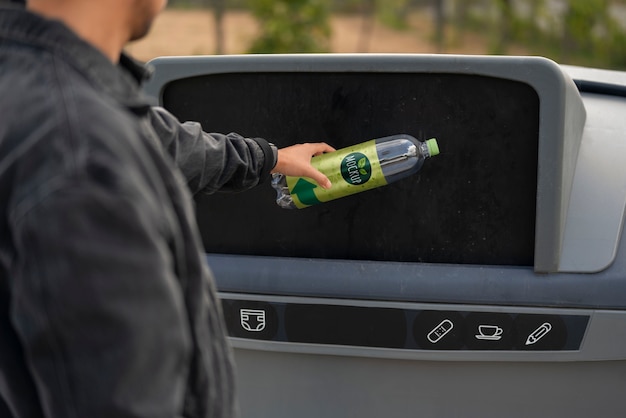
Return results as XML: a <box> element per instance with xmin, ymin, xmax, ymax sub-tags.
<box><xmin>246</xmin><ymin>0</ymin><xmax>331</xmax><ymax>53</ymax></box>
<box><xmin>168</xmin><ymin>0</ymin><xmax>626</xmax><ymax>69</ymax></box>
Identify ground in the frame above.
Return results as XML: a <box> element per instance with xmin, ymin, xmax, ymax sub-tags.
<box><xmin>126</xmin><ymin>8</ymin><xmax>527</xmax><ymax>62</ymax></box>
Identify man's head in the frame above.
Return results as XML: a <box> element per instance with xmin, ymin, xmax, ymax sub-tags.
<box><xmin>127</xmin><ymin>0</ymin><xmax>168</xmax><ymax>42</ymax></box>
<box><xmin>26</xmin><ymin>0</ymin><xmax>168</xmax><ymax>61</ymax></box>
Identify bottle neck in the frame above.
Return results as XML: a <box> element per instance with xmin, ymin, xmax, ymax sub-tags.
<box><xmin>419</xmin><ymin>142</ymin><xmax>432</xmax><ymax>158</ymax></box>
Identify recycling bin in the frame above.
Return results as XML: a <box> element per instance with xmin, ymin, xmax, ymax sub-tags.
<box><xmin>144</xmin><ymin>54</ymin><xmax>626</xmax><ymax>418</ymax></box>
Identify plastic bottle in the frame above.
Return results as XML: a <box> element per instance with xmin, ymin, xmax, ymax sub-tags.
<box><xmin>272</xmin><ymin>134</ymin><xmax>439</xmax><ymax>209</ymax></box>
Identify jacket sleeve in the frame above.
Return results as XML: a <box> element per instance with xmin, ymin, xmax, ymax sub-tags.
<box><xmin>147</xmin><ymin>106</ymin><xmax>277</xmax><ymax>195</ymax></box>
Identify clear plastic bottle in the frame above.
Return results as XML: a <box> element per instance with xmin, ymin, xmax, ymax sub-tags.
<box><xmin>272</xmin><ymin>134</ymin><xmax>439</xmax><ymax>209</ymax></box>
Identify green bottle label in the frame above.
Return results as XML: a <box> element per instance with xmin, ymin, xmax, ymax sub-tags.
<box><xmin>286</xmin><ymin>140</ymin><xmax>388</xmax><ymax>208</ymax></box>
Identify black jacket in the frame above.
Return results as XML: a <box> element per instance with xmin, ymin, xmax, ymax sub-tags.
<box><xmin>0</xmin><ymin>6</ymin><xmax>276</xmax><ymax>418</ymax></box>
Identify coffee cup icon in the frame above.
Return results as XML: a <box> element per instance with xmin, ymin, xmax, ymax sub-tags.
<box><xmin>476</xmin><ymin>325</ymin><xmax>504</xmax><ymax>341</ymax></box>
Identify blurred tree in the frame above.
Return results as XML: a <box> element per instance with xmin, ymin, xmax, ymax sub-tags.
<box><xmin>331</xmin><ymin>0</ymin><xmax>362</xmax><ymax>13</ymax></box>
<box><xmin>356</xmin><ymin>0</ymin><xmax>376</xmax><ymax>52</ymax></box>
<box><xmin>377</xmin><ymin>0</ymin><xmax>412</xmax><ymax>29</ymax></box>
<box><xmin>335</xmin><ymin>0</ymin><xmax>411</xmax><ymax>52</ymax></box>
<box><xmin>453</xmin><ymin>0</ymin><xmax>469</xmax><ymax>37</ymax></box>
<box><xmin>247</xmin><ymin>0</ymin><xmax>331</xmax><ymax>53</ymax></box>
<box><xmin>450</xmin><ymin>0</ymin><xmax>485</xmax><ymax>48</ymax></box>
<box><xmin>562</xmin><ymin>0</ymin><xmax>607</xmax><ymax>57</ymax></box>
<box><xmin>527</xmin><ymin>0</ymin><xmax>546</xmax><ymax>45</ymax></box>
<box><xmin>211</xmin><ymin>0</ymin><xmax>226</xmax><ymax>54</ymax></box>
<box><xmin>433</xmin><ymin>0</ymin><xmax>445</xmax><ymax>52</ymax></box>
<box><xmin>605</xmin><ymin>3</ymin><xmax>626</xmax><ymax>69</ymax></box>
<box><xmin>493</xmin><ymin>0</ymin><xmax>513</xmax><ymax>54</ymax></box>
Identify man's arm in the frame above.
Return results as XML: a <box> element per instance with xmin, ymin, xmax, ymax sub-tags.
<box><xmin>147</xmin><ymin>106</ymin><xmax>333</xmax><ymax>194</ymax></box>
<box><xmin>148</xmin><ymin>106</ymin><xmax>271</xmax><ymax>194</ymax></box>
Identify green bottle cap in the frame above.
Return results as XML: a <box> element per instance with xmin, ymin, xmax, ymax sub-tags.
<box><xmin>426</xmin><ymin>138</ymin><xmax>440</xmax><ymax>157</ymax></box>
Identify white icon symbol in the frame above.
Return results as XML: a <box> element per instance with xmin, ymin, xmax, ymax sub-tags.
<box><xmin>475</xmin><ymin>325</ymin><xmax>504</xmax><ymax>341</ymax></box>
<box><xmin>240</xmin><ymin>309</ymin><xmax>266</xmax><ymax>332</ymax></box>
<box><xmin>525</xmin><ymin>322</ymin><xmax>552</xmax><ymax>345</ymax></box>
<box><xmin>427</xmin><ymin>319</ymin><xmax>454</xmax><ymax>343</ymax></box>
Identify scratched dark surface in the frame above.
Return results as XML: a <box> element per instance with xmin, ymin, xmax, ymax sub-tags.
<box><xmin>163</xmin><ymin>72</ymin><xmax>539</xmax><ymax>266</ymax></box>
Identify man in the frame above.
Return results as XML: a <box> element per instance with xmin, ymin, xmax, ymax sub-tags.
<box><xmin>0</xmin><ymin>1</ymin><xmax>334</xmax><ymax>417</ymax></box>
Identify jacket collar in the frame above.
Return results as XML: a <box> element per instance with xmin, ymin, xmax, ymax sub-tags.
<box><xmin>0</xmin><ymin>6</ymin><xmax>155</xmax><ymax>113</ymax></box>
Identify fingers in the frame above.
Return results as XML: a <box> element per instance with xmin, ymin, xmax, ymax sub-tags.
<box><xmin>271</xmin><ymin>142</ymin><xmax>335</xmax><ymax>189</ymax></box>
<box><xmin>304</xmin><ymin>167</ymin><xmax>332</xmax><ymax>189</ymax></box>
<box><xmin>295</xmin><ymin>143</ymin><xmax>334</xmax><ymax>189</ymax></box>
<box><xmin>310</xmin><ymin>142</ymin><xmax>336</xmax><ymax>156</ymax></box>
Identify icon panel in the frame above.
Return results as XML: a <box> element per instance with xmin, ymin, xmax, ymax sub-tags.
<box><xmin>221</xmin><ymin>299</ymin><xmax>587</xmax><ymax>351</ymax></box>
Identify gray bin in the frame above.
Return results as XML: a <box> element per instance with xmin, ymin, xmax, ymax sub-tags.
<box><xmin>145</xmin><ymin>54</ymin><xmax>626</xmax><ymax>418</ymax></box>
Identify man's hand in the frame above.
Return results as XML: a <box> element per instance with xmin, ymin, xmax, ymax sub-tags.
<box><xmin>271</xmin><ymin>142</ymin><xmax>336</xmax><ymax>189</ymax></box>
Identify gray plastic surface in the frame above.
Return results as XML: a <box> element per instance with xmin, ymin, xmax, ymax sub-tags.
<box><xmin>559</xmin><ymin>66</ymin><xmax>626</xmax><ymax>272</ymax></box>
<box><xmin>220</xmin><ymin>294</ymin><xmax>626</xmax><ymax>418</ymax></box>
<box><xmin>145</xmin><ymin>55</ymin><xmax>626</xmax><ymax>418</ymax></box>
<box><xmin>225</xmin><ymin>297</ymin><xmax>626</xmax><ymax>418</ymax></box>
<box><xmin>232</xmin><ymin>348</ymin><xmax>626</xmax><ymax>418</ymax></box>
<box><xmin>144</xmin><ymin>54</ymin><xmax>587</xmax><ymax>273</ymax></box>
